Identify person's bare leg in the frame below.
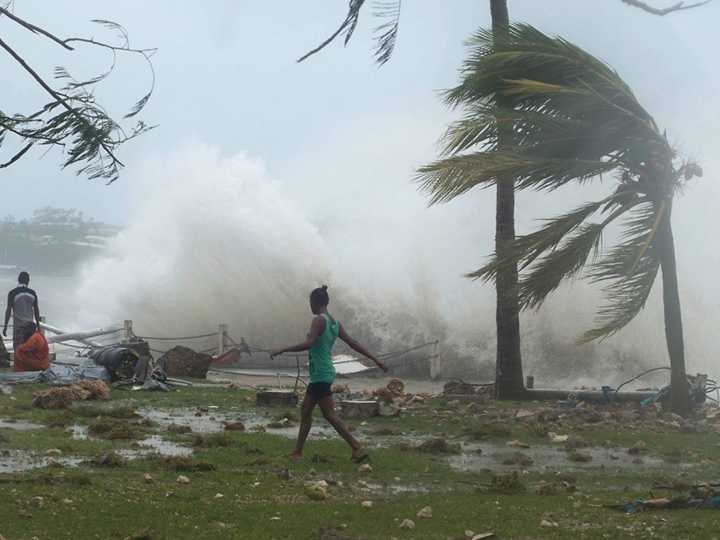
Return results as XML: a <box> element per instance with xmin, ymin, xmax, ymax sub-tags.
<box><xmin>316</xmin><ymin>396</ymin><xmax>364</xmax><ymax>458</ymax></box>
<box><xmin>288</xmin><ymin>394</ymin><xmax>316</xmax><ymax>460</ymax></box>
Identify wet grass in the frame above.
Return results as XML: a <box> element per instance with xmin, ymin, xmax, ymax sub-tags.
<box><xmin>2</xmin><ymin>382</ymin><xmax>720</xmax><ymax>538</ymax></box>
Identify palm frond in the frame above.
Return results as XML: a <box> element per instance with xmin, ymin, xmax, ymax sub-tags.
<box><xmin>518</xmin><ymin>223</ymin><xmax>604</xmax><ymax>309</ymax></box>
<box><xmin>372</xmin><ymin>1</ymin><xmax>402</xmax><ymax>66</ymax></box>
<box><xmin>297</xmin><ymin>0</ymin><xmax>367</xmax><ymax>63</ymax></box>
<box><xmin>468</xmin><ymin>200</ymin><xmax>607</xmax><ymax>283</ymax></box>
<box><xmin>583</xmin><ymin>204</ymin><xmax>660</xmax><ymax>340</ymax></box>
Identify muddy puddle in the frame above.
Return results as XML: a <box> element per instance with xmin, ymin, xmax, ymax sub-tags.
<box><xmin>0</xmin><ymin>419</ymin><xmax>45</xmax><ymax>430</ymax></box>
<box><xmin>446</xmin><ymin>442</ymin><xmax>675</xmax><ymax>472</ymax></box>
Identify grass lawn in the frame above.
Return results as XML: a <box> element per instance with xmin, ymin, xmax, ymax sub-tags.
<box><xmin>1</xmin><ymin>379</ymin><xmax>720</xmax><ymax>539</ymax></box>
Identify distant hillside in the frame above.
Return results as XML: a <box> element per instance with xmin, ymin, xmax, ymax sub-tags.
<box><xmin>0</xmin><ymin>208</ymin><xmax>120</xmax><ymax>276</ymax></box>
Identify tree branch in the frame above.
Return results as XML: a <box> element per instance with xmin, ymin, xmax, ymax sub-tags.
<box><xmin>0</xmin><ymin>36</ymin><xmax>123</xmax><ymax>168</ymax></box>
<box><xmin>0</xmin><ymin>6</ymin><xmax>74</xmax><ymax>49</ymax></box>
<box><xmin>620</xmin><ymin>0</ymin><xmax>713</xmax><ymax>16</ymax></box>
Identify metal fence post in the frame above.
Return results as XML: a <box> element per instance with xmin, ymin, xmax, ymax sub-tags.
<box><xmin>124</xmin><ymin>320</ymin><xmax>133</xmax><ymax>342</ymax></box>
<box><xmin>218</xmin><ymin>324</ymin><xmax>228</xmax><ymax>355</ymax></box>
<box><xmin>430</xmin><ymin>340</ymin><xmax>441</xmax><ymax>380</ymax></box>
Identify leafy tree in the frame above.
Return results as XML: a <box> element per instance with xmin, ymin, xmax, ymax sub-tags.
<box><xmin>0</xmin><ymin>3</ymin><xmax>155</xmax><ymax>182</ymax></box>
<box><xmin>417</xmin><ymin>24</ymin><xmax>700</xmax><ymax>414</ymax></box>
<box><xmin>32</xmin><ymin>207</ymin><xmax>83</xmax><ymax>224</ymax></box>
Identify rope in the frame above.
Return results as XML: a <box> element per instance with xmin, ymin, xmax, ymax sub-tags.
<box><xmin>134</xmin><ymin>332</ymin><xmax>217</xmax><ymax>341</ymax></box>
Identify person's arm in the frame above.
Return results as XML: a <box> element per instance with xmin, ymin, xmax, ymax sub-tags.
<box><xmin>337</xmin><ymin>323</ymin><xmax>389</xmax><ymax>373</ymax></box>
<box><xmin>33</xmin><ymin>296</ymin><xmax>40</xmax><ymax>326</ymax></box>
<box><xmin>270</xmin><ymin>316</ymin><xmax>325</xmax><ymax>359</ymax></box>
<box><xmin>2</xmin><ymin>293</ymin><xmax>11</xmax><ymax>337</ymax></box>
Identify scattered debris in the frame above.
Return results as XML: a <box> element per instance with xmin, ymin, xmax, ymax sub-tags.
<box><xmin>361</xmin><ymin>501</ymin><xmax>373</xmax><ymax>508</ymax></box>
<box><xmin>536</xmin><ymin>481</ymin><xmax>557</xmax><ymax>495</ymax></box>
<box><xmin>506</xmin><ymin>440</ymin><xmax>530</xmax><ymax>448</ymax></box>
<box><xmin>416</xmin><ymin>506</ymin><xmax>432</xmax><ymax>518</ymax></box>
<box><xmin>158</xmin><ymin>346</ymin><xmax>213</xmax><ymax>379</ymax></box>
<box><xmin>416</xmin><ymin>438</ymin><xmax>461</xmax><ymax>455</ymax></box>
<box><xmin>176</xmin><ymin>475</ymin><xmax>190</xmax><ymax>484</ymax></box>
<box><xmin>628</xmin><ymin>440</ymin><xmax>646</xmax><ymax>454</ymax></box>
<box><xmin>142</xmin><ymin>474</ymin><xmax>157</xmax><ymax>484</ymax></box>
<box><xmin>503</xmin><ymin>452</ymin><xmax>533</xmax><ymax>467</ymax></box>
<box><xmin>386</xmin><ymin>378</ymin><xmax>405</xmax><ymax>396</ymax></box>
<box><xmin>305</xmin><ymin>485</ymin><xmax>326</xmax><ymax>501</ymax></box>
<box><xmin>399</xmin><ymin>519</ymin><xmax>415</xmax><ymax>530</ymax></box>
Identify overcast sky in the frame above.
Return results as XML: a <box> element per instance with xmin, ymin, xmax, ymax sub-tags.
<box><xmin>2</xmin><ymin>1</ymin><xmax>720</xmax><ymax>378</ymax></box>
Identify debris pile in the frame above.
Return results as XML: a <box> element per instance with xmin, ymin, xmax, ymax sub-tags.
<box><xmin>157</xmin><ymin>346</ymin><xmax>212</xmax><ymax>379</ymax></box>
<box><xmin>33</xmin><ymin>380</ymin><xmax>111</xmax><ymax>409</ymax></box>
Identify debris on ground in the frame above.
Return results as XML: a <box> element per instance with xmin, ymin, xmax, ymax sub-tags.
<box><xmin>386</xmin><ymin>378</ymin><xmax>405</xmax><ymax>396</ymax></box>
<box><xmin>605</xmin><ymin>481</ymin><xmax>720</xmax><ymax>512</ymax></box>
<box><xmin>176</xmin><ymin>475</ymin><xmax>190</xmax><ymax>484</ymax></box>
<box><xmin>313</xmin><ymin>524</ymin><xmax>365</xmax><ymax>540</ymax></box>
<box><xmin>416</xmin><ymin>438</ymin><xmax>461</xmax><ymax>455</ymax></box>
<box><xmin>416</xmin><ymin>506</ymin><xmax>432</xmax><ymax>518</ymax></box>
<box><xmin>490</xmin><ymin>471</ymin><xmax>526</xmax><ymax>493</ymax></box>
<box><xmin>157</xmin><ymin>346</ymin><xmax>213</xmax><ymax>379</ymax></box>
<box><xmin>503</xmin><ymin>451</ymin><xmax>533</xmax><ymax>466</ymax></box>
<box><xmin>628</xmin><ymin>440</ymin><xmax>646</xmax><ymax>454</ymax></box>
<box><xmin>33</xmin><ymin>380</ymin><xmax>111</xmax><ymax>409</ymax></box>
<box><xmin>305</xmin><ymin>485</ymin><xmax>326</xmax><ymax>501</ymax></box>
<box><xmin>399</xmin><ymin>519</ymin><xmax>415</xmax><ymax>530</ymax></box>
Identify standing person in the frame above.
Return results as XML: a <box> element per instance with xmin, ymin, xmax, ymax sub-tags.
<box><xmin>3</xmin><ymin>271</ymin><xmax>40</xmax><ymax>350</ymax></box>
<box><xmin>270</xmin><ymin>285</ymin><xmax>389</xmax><ymax>462</ymax></box>
<box><xmin>13</xmin><ymin>322</ymin><xmax>50</xmax><ymax>372</ymax></box>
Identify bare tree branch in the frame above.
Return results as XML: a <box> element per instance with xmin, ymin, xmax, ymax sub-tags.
<box><xmin>0</xmin><ymin>6</ymin><xmax>74</xmax><ymax>49</ymax></box>
<box><xmin>620</xmin><ymin>0</ymin><xmax>713</xmax><ymax>16</ymax></box>
<box><xmin>0</xmin><ymin>36</ymin><xmax>123</xmax><ymax>168</ymax></box>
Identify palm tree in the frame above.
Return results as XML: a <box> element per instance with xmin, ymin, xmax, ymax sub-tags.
<box><xmin>489</xmin><ymin>0</ymin><xmax>524</xmax><ymax>399</ymax></box>
<box><xmin>417</xmin><ymin>24</ymin><xmax>699</xmax><ymax>414</ymax></box>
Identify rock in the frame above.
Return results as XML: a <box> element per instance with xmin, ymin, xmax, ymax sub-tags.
<box><xmin>628</xmin><ymin>441</ymin><xmax>646</xmax><ymax>454</ymax></box>
<box><xmin>361</xmin><ymin>501</ymin><xmax>373</xmax><ymax>508</ymax></box>
<box><xmin>506</xmin><ymin>440</ymin><xmax>530</xmax><ymax>448</ymax></box>
<box><xmin>27</xmin><ymin>496</ymin><xmax>44</xmax><ymax>508</ymax></box>
<box><xmin>142</xmin><ymin>473</ymin><xmax>157</xmax><ymax>484</ymax></box>
<box><xmin>307</xmin><ymin>468</ymin><xmax>318</xmax><ymax>476</ymax></box>
<box><xmin>503</xmin><ymin>451</ymin><xmax>533</xmax><ymax>466</ymax></box>
<box><xmin>536</xmin><ymin>481</ymin><xmax>557</xmax><ymax>495</ymax></box>
<box><xmin>568</xmin><ymin>452</ymin><xmax>592</xmax><ymax>462</ymax></box>
<box><xmin>548</xmin><ymin>432</ymin><xmax>568</xmax><ymax>443</ymax></box>
<box><xmin>269</xmin><ymin>516</ymin><xmax>281</xmax><ymax>521</ymax></box>
<box><xmin>316</xmin><ymin>480</ymin><xmax>329</xmax><ymax>489</ymax></box>
<box><xmin>539</xmin><ymin>520</ymin><xmax>557</xmax><ymax>528</ymax></box>
<box><xmin>373</xmin><ymin>387</ymin><xmax>393</xmax><ymax>403</ymax></box>
<box><xmin>377</xmin><ymin>401</ymin><xmax>401</xmax><ymax>417</ymax></box>
<box><xmin>416</xmin><ymin>506</ymin><xmax>432</xmax><ymax>518</ymax></box>
<box><xmin>44</xmin><ymin>448</ymin><xmax>62</xmax><ymax>455</ymax></box>
<box><xmin>465</xmin><ymin>531</ymin><xmax>475</xmax><ymax>539</ymax></box>
<box><xmin>305</xmin><ymin>485</ymin><xmax>326</xmax><ymax>501</ymax></box>
<box><xmin>176</xmin><ymin>475</ymin><xmax>190</xmax><ymax>484</ymax></box>
<box><xmin>158</xmin><ymin>345</ymin><xmax>213</xmax><ymax>379</ymax></box>
<box><xmin>515</xmin><ymin>410</ymin><xmax>536</xmax><ymax>420</ymax></box>
<box><xmin>222</xmin><ymin>421</ymin><xmax>245</xmax><ymax>431</ymax></box>
<box><xmin>358</xmin><ymin>464</ymin><xmax>372</xmax><ymax>473</ymax></box>
<box><xmin>387</xmin><ymin>379</ymin><xmax>405</xmax><ymax>396</ymax></box>
<box><xmin>399</xmin><ymin>519</ymin><xmax>415</xmax><ymax>530</ymax></box>
<box><xmin>215</xmin><ymin>493</ymin><xmax>224</xmax><ymax>498</ymax></box>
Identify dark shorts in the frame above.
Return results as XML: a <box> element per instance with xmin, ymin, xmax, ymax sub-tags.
<box><xmin>306</xmin><ymin>382</ymin><xmax>333</xmax><ymax>399</ymax></box>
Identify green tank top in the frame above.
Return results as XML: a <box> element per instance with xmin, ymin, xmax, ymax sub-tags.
<box><xmin>308</xmin><ymin>314</ymin><xmax>339</xmax><ymax>384</ymax></box>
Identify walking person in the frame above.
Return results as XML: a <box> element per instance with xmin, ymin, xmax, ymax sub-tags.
<box><xmin>3</xmin><ymin>271</ymin><xmax>41</xmax><ymax>350</ymax></box>
<box><xmin>270</xmin><ymin>285</ymin><xmax>389</xmax><ymax>462</ymax></box>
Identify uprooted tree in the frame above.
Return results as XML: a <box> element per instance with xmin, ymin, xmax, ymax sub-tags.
<box><xmin>0</xmin><ymin>4</ymin><xmax>155</xmax><ymax>183</ymax></box>
<box><xmin>417</xmin><ymin>24</ymin><xmax>701</xmax><ymax>414</ymax></box>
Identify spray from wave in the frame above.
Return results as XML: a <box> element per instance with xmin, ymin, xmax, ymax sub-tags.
<box><xmin>71</xmin><ymin>143</ymin><xmax>717</xmax><ymax>385</ymax></box>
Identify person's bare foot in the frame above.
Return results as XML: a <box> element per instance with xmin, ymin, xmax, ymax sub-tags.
<box><xmin>350</xmin><ymin>445</ymin><xmax>368</xmax><ymax>463</ymax></box>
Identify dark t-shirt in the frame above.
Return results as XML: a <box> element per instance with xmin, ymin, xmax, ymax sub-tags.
<box><xmin>7</xmin><ymin>285</ymin><xmax>38</xmax><ymax>327</ymax></box>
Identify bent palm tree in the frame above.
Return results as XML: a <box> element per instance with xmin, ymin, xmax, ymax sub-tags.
<box><xmin>417</xmin><ymin>24</ymin><xmax>700</xmax><ymax>414</ymax></box>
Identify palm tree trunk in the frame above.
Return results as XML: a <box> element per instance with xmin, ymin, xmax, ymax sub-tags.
<box><xmin>656</xmin><ymin>201</ymin><xmax>693</xmax><ymax>414</ymax></box>
<box><xmin>491</xmin><ymin>0</ymin><xmax>525</xmax><ymax>399</ymax></box>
